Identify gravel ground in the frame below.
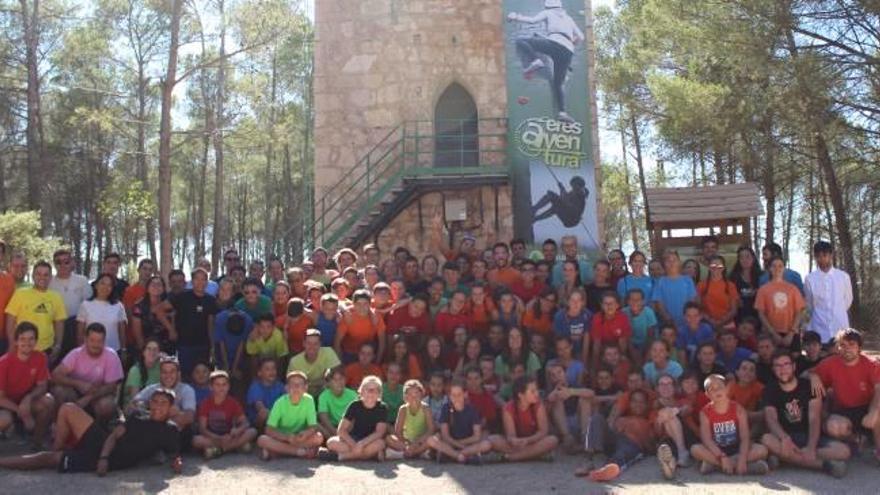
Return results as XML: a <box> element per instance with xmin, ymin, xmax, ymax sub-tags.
<box><xmin>0</xmin><ymin>441</ymin><xmax>876</xmax><ymax>494</ymax></box>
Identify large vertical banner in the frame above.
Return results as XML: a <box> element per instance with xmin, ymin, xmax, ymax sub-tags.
<box><xmin>504</xmin><ymin>0</ymin><xmax>599</xmax><ymax>251</ymax></box>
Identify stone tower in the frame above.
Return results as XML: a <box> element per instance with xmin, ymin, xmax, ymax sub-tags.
<box><xmin>313</xmin><ymin>0</ymin><xmax>600</xmax><ymax>257</ymax></box>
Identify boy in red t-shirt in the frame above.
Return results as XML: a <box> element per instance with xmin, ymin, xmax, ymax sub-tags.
<box><xmin>465</xmin><ymin>367</ymin><xmax>499</xmax><ymax>433</ymax></box>
<box><xmin>690</xmin><ymin>374</ymin><xmax>768</xmax><ymax>475</ymax></box>
<box><xmin>343</xmin><ymin>343</ymin><xmax>383</xmax><ymax>389</ymax></box>
<box><xmin>0</xmin><ymin>322</ymin><xmax>54</xmax><ymax>447</ymax></box>
<box><xmin>809</xmin><ymin>328</ymin><xmax>880</xmax><ymax>460</ymax></box>
<box><xmin>590</xmin><ymin>293</ymin><xmax>632</xmax><ymax>372</ymax></box>
<box><xmin>726</xmin><ymin>359</ymin><xmax>764</xmax><ymax>430</ymax></box>
<box><xmin>193</xmin><ymin>371</ymin><xmax>258</xmax><ymax>459</ymax></box>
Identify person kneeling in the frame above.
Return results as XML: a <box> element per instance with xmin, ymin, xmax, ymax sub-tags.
<box><xmin>0</xmin><ymin>389</ymin><xmax>182</xmax><ymax>476</ymax></box>
<box><xmin>257</xmin><ymin>370</ymin><xmax>324</xmax><ymax>460</ymax></box>
<box><xmin>386</xmin><ymin>379</ymin><xmax>435</xmax><ymax>460</ymax></box>
<box><xmin>690</xmin><ymin>374</ymin><xmax>768</xmax><ymax>475</ymax></box>
<box><xmin>489</xmin><ymin>376</ymin><xmax>558</xmax><ymax>461</ymax></box>
<box><xmin>192</xmin><ymin>370</ymin><xmax>258</xmax><ymax>459</ymax></box>
<box><xmin>761</xmin><ymin>352</ymin><xmax>850</xmax><ymax>478</ymax></box>
<box><xmin>426</xmin><ymin>379</ymin><xmax>492</xmax><ymax>464</ymax></box>
<box><xmin>321</xmin><ymin>375</ymin><xmax>388</xmax><ymax>461</ymax></box>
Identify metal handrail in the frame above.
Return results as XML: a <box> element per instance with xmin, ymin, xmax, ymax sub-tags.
<box><xmin>308</xmin><ymin>118</ymin><xmax>509</xmax><ymax>250</ymax></box>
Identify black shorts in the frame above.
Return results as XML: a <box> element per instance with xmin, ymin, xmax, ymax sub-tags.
<box><xmin>789</xmin><ymin>431</ymin><xmax>831</xmax><ymax>449</ymax></box>
<box><xmin>832</xmin><ymin>405</ymin><xmax>870</xmax><ymax>435</ymax></box>
<box><xmin>59</xmin><ymin>423</ymin><xmax>107</xmax><ymax>473</ymax></box>
<box><xmin>720</xmin><ymin>443</ymin><xmax>740</xmax><ymax>457</ymax></box>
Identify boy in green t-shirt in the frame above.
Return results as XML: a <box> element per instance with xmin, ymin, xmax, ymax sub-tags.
<box><xmin>317</xmin><ymin>366</ymin><xmax>358</xmax><ymax>439</ymax></box>
<box><xmin>382</xmin><ymin>362</ymin><xmax>404</xmax><ymax>423</ymax></box>
<box><xmin>246</xmin><ymin>314</ymin><xmax>290</xmax><ymax>373</ymax></box>
<box><xmin>256</xmin><ymin>371</ymin><xmax>324</xmax><ymax>460</ymax></box>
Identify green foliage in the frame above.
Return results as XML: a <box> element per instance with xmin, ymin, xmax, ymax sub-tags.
<box><xmin>0</xmin><ymin>211</ymin><xmax>63</xmax><ymax>263</ymax></box>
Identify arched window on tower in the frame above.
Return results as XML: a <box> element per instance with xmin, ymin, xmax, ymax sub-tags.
<box><xmin>434</xmin><ymin>83</ymin><xmax>478</xmax><ymax>168</ymax></box>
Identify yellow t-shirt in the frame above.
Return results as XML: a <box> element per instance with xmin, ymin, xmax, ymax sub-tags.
<box><xmin>6</xmin><ymin>288</ymin><xmax>67</xmax><ymax>350</ymax></box>
<box><xmin>245</xmin><ymin>328</ymin><xmax>289</xmax><ymax>359</ymax></box>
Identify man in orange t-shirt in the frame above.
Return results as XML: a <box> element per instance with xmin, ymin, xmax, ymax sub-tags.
<box><xmin>283</xmin><ymin>298</ymin><xmax>313</xmax><ymax>355</ymax></box>
<box><xmin>755</xmin><ymin>257</ymin><xmax>805</xmax><ymax>350</ymax></box>
<box><xmin>487</xmin><ymin>242</ymin><xmax>522</xmax><ymax>289</ymax></box>
<box><xmin>343</xmin><ymin>342</ymin><xmax>383</xmax><ymax>388</ymax></box>
<box><xmin>335</xmin><ymin>289</ymin><xmax>386</xmax><ymax>363</ymax></box>
<box><xmin>122</xmin><ymin>259</ymin><xmax>156</xmax><ymax>313</ymax></box>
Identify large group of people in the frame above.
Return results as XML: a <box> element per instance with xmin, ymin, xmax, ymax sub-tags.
<box><xmin>0</xmin><ymin>232</ymin><xmax>875</xmax><ymax>484</ymax></box>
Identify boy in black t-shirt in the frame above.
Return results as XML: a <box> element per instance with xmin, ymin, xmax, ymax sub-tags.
<box><xmin>0</xmin><ymin>389</ymin><xmax>182</xmax><ymax>475</ymax></box>
<box><xmin>322</xmin><ymin>375</ymin><xmax>388</xmax><ymax>461</ymax></box>
<box><xmin>795</xmin><ymin>331</ymin><xmax>826</xmax><ymax>376</ymax></box>
<box><xmin>760</xmin><ymin>353</ymin><xmax>850</xmax><ymax>478</ymax></box>
<box><xmin>427</xmin><ymin>379</ymin><xmax>492</xmax><ymax>463</ymax></box>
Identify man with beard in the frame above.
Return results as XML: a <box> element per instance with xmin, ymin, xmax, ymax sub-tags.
<box><xmin>761</xmin><ymin>352</ymin><xmax>850</xmax><ymax>477</ymax></box>
<box><xmin>809</xmin><ymin>328</ymin><xmax>880</xmax><ymax>463</ymax></box>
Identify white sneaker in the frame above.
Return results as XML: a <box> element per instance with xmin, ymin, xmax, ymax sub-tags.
<box><xmin>523</xmin><ymin>59</ymin><xmax>545</xmax><ymax>75</ymax></box>
<box><xmin>557</xmin><ymin>111</ymin><xmax>575</xmax><ymax>123</ymax></box>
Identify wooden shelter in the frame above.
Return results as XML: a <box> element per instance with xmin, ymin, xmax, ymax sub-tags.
<box><xmin>646</xmin><ymin>183</ymin><xmax>762</xmax><ymax>258</ymax></box>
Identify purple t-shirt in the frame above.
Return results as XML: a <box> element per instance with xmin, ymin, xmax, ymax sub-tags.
<box><xmin>61</xmin><ymin>346</ymin><xmax>124</xmax><ymax>384</ymax></box>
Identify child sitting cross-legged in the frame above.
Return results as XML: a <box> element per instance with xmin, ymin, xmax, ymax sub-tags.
<box><xmin>385</xmin><ymin>379</ymin><xmax>435</xmax><ymax>460</ymax></box>
<box><xmin>256</xmin><ymin>370</ymin><xmax>325</xmax><ymax>460</ymax></box>
<box><xmin>192</xmin><ymin>371</ymin><xmax>258</xmax><ymax>459</ymax></box>
<box><xmin>427</xmin><ymin>379</ymin><xmax>493</xmax><ymax>464</ymax></box>
<box><xmin>690</xmin><ymin>374</ymin><xmax>769</xmax><ymax>475</ymax></box>
<box><xmin>488</xmin><ymin>376</ymin><xmax>559</xmax><ymax>461</ymax></box>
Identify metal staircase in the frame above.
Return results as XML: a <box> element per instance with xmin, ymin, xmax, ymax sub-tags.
<box><xmin>307</xmin><ymin>118</ymin><xmax>510</xmax><ymax>252</ymax></box>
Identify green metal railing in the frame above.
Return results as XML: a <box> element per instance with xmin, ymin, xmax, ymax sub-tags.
<box><xmin>308</xmin><ymin>117</ymin><xmax>509</xmax><ymax>250</ymax></box>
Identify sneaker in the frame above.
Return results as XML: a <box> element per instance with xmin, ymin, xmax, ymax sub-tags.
<box><xmin>822</xmin><ymin>460</ymin><xmax>847</xmax><ymax>479</ymax></box>
<box><xmin>238</xmin><ymin>442</ymin><xmax>253</xmax><ymax>454</ymax></box>
<box><xmin>152</xmin><ymin>450</ymin><xmax>168</xmax><ymax>465</ymax></box>
<box><xmin>541</xmin><ymin>451</ymin><xmax>555</xmax><ymax>462</ymax></box>
<box><xmin>421</xmin><ymin>450</ymin><xmax>433</xmax><ymax>460</ymax></box>
<box><xmin>746</xmin><ymin>460</ymin><xmax>769</xmax><ymax>475</ymax></box>
<box><xmin>557</xmin><ymin>111</ymin><xmax>575</xmax><ymax>123</ymax></box>
<box><xmin>385</xmin><ymin>448</ymin><xmax>404</xmax><ymax>460</ymax></box>
<box><xmin>482</xmin><ymin>451</ymin><xmax>505</xmax><ymax>464</ymax></box>
<box><xmin>203</xmin><ymin>447</ymin><xmax>223</xmax><ymax>460</ymax></box>
<box><xmin>464</xmin><ymin>454</ymin><xmax>483</xmax><ymax>465</ymax></box>
<box><xmin>588</xmin><ymin>463</ymin><xmax>621</xmax><ymax>482</ymax></box>
<box><xmin>260</xmin><ymin>448</ymin><xmax>272</xmax><ymax>461</ymax></box>
<box><xmin>677</xmin><ymin>451</ymin><xmax>692</xmax><ymax>468</ymax></box>
<box><xmin>523</xmin><ymin>59</ymin><xmax>545</xmax><ymax>76</ymax></box>
<box><xmin>767</xmin><ymin>454</ymin><xmax>780</xmax><ymax>471</ymax></box>
<box><xmin>317</xmin><ymin>448</ymin><xmax>339</xmax><ymax>462</ymax></box>
<box><xmin>699</xmin><ymin>460</ymin><xmax>716</xmax><ymax>475</ymax></box>
<box><xmin>657</xmin><ymin>444</ymin><xmax>677</xmax><ymax>480</ymax></box>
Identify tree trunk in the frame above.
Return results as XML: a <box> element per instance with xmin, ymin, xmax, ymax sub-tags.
<box><xmin>619</xmin><ymin>123</ymin><xmax>639</xmax><ymax>250</ymax></box>
<box><xmin>815</xmin><ymin>133</ymin><xmax>859</xmax><ymax>308</ymax></box>
<box><xmin>264</xmin><ymin>47</ymin><xmax>278</xmax><ymax>261</ymax></box>
<box><xmin>157</xmin><ymin>0</ymin><xmax>183</xmax><ymax>276</ymax></box>
<box><xmin>20</xmin><ymin>0</ymin><xmax>47</xmax><ymax>230</ymax></box>
<box><xmin>629</xmin><ymin>116</ymin><xmax>651</xmax><ymax>253</ymax></box>
<box><xmin>210</xmin><ymin>0</ymin><xmax>227</xmax><ymax>277</ymax></box>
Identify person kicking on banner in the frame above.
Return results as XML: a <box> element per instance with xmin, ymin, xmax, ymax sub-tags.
<box><xmin>508</xmin><ymin>0</ymin><xmax>584</xmax><ymax>123</ymax></box>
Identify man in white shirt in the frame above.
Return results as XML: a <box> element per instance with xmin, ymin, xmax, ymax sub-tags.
<box><xmin>804</xmin><ymin>241</ymin><xmax>852</xmax><ymax>345</ymax></box>
<box><xmin>49</xmin><ymin>249</ymin><xmax>93</xmax><ymax>356</ymax></box>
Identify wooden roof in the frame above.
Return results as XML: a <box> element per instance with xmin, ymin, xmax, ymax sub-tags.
<box><xmin>646</xmin><ymin>183</ymin><xmax>762</xmax><ymax>224</ymax></box>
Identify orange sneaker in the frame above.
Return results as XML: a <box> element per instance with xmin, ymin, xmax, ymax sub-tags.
<box><xmin>589</xmin><ymin>463</ymin><xmax>621</xmax><ymax>482</ymax></box>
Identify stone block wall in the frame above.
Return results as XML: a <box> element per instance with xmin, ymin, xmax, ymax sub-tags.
<box><xmin>372</xmin><ymin>185</ymin><xmax>514</xmax><ymax>258</ymax></box>
<box><xmin>314</xmin><ymin>0</ymin><xmax>508</xmax><ymax>196</ymax></box>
